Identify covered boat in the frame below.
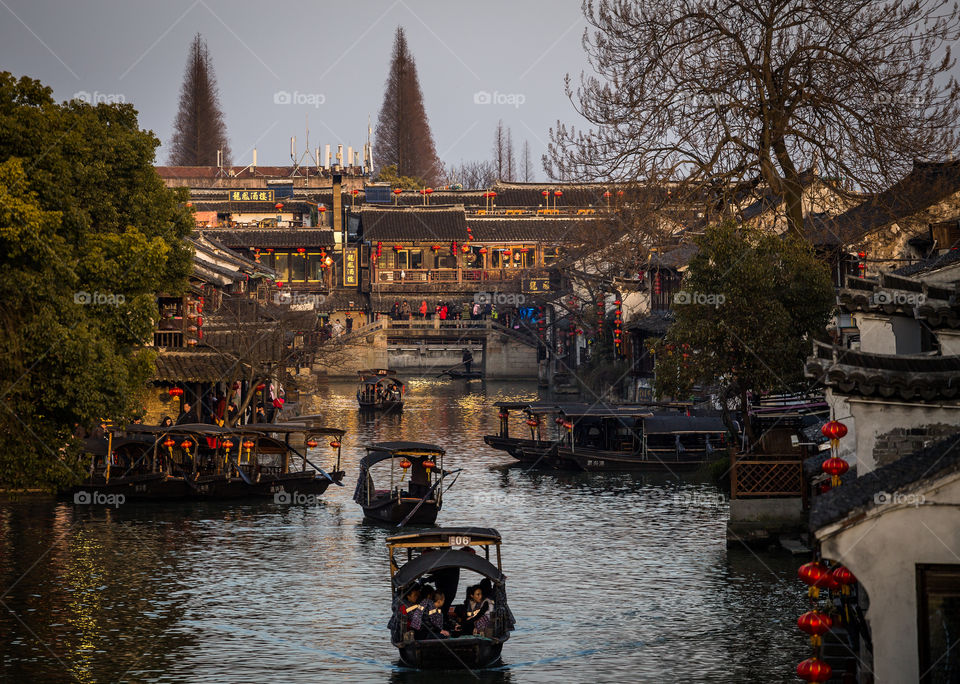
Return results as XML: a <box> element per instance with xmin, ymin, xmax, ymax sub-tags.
<box><xmin>357</xmin><ymin>369</ymin><xmax>405</xmax><ymax>410</ymax></box>
<box><xmin>354</xmin><ymin>442</ymin><xmax>451</xmax><ymax>525</ymax></box>
<box><xmin>387</xmin><ymin>528</ymin><xmax>514</xmax><ymax>669</ymax></box>
<box><xmin>482</xmin><ymin>401</ymin><xmax>576</xmax><ymax>465</ymax></box>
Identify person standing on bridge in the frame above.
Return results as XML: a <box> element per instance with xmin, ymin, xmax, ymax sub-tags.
<box><xmin>419</xmin><ymin>300</ymin><xmax>428</xmax><ymax>319</ymax></box>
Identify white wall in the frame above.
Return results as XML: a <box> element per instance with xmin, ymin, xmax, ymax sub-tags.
<box><xmin>816</xmin><ymin>474</ymin><xmax>960</xmax><ymax>684</ymax></box>
<box><xmin>847</xmin><ymin>398</ymin><xmax>960</xmax><ymax>473</ymax></box>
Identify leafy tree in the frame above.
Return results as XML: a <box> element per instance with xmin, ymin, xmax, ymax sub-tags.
<box><xmin>0</xmin><ymin>73</ymin><xmax>193</xmax><ymax>490</ymax></box>
<box><xmin>375</xmin><ymin>163</ymin><xmax>425</xmax><ymax>190</ymax></box>
<box><xmin>548</xmin><ymin>0</ymin><xmax>960</xmax><ymax>237</ymax></box>
<box><xmin>169</xmin><ymin>33</ymin><xmax>232</xmax><ymax>166</ymax></box>
<box><xmin>374</xmin><ymin>27</ymin><xmax>441</xmax><ymax>185</ymax></box>
<box><xmin>652</xmin><ymin>221</ymin><xmax>834</xmax><ymax>442</ymax></box>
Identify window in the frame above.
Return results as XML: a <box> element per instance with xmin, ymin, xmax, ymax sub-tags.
<box><xmin>274</xmin><ymin>254</ymin><xmax>290</xmax><ymax>281</ymax></box>
<box><xmin>396</xmin><ymin>250</ymin><xmax>408</xmax><ymax>269</ymax></box>
<box><xmin>542</xmin><ymin>247</ymin><xmax>558</xmax><ymax>266</ymax></box>
<box><xmin>289</xmin><ymin>254</ymin><xmax>306</xmax><ymax>281</ymax></box>
<box><xmin>408</xmin><ymin>250</ymin><xmax>423</xmax><ymax>269</ymax></box>
<box><xmin>307</xmin><ymin>255</ymin><xmax>326</xmax><ymax>281</ymax></box>
<box><xmin>918</xmin><ymin>564</ymin><xmax>960</xmax><ymax>683</ymax></box>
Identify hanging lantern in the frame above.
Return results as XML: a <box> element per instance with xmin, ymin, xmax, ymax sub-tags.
<box><xmin>242</xmin><ymin>440</ymin><xmax>255</xmax><ymax>450</ymax></box>
<box><xmin>275</xmin><ymin>202</ymin><xmax>284</xmax><ymax>211</ymax></box>
<box><xmin>318</xmin><ymin>205</ymin><xmax>326</xmax><ymax>214</ymax></box>
<box><xmin>399</xmin><ymin>458</ymin><xmax>412</xmax><ymax>472</ymax></box>
<box><xmin>423</xmin><ymin>459</ymin><xmax>435</xmax><ymax>476</ymax></box>
<box><xmin>425</xmin><ymin>188</ymin><xmax>433</xmax><ymax>195</ymax></box>
<box><xmin>541</xmin><ymin>190</ymin><xmax>549</xmax><ymax>198</ymax></box>
<box><xmin>479</xmin><ymin>247</ymin><xmax>488</xmax><ymax>254</ymax></box>
<box><xmin>498</xmin><ymin>412</ymin><xmax>509</xmax><ymax>419</ymax></box>
<box><xmin>796</xmin><ymin>658</ymin><xmax>832</xmax><ymax>683</ymax></box>
<box><xmin>830</xmin><ymin>565</ymin><xmax>857</xmax><ymax>595</ymax></box>
<box><xmin>554</xmin><ymin>190</ymin><xmax>563</xmax><ymax>197</ymax></box>
<box><xmin>180</xmin><ymin>439</ymin><xmax>193</xmax><ymax>450</ymax></box>
<box><xmin>526</xmin><ymin>419</ymin><xmax>538</xmax><ymax>427</ymax></box>
<box><xmin>223</xmin><ymin>439</ymin><xmax>234</xmax><ymax>450</ymax></box>
<box><xmin>797</xmin><ymin>610</ymin><xmax>833</xmax><ymax>647</ymax></box>
<box><xmin>555</xmin><ymin>417</ymin><xmax>564</xmax><ymax>425</ymax></box>
<box><xmin>163</xmin><ymin>438</ymin><xmax>175</xmax><ymax>450</ymax></box>
<box><xmin>277</xmin><ymin>281</ymin><xmax>284</xmax><ymax>289</ymax></box>
<box><xmin>393</xmin><ymin>188</ymin><xmax>402</xmax><ymax>195</ymax></box>
<box><xmin>432</xmin><ymin>245</ymin><xmax>442</xmax><ymax>251</ymax></box>
<box><xmin>306</xmin><ymin>439</ymin><xmax>318</xmax><ymax>448</ymax></box>
<box><xmin>297</xmin><ymin>247</ymin><xmax>306</xmax><ymax>255</ymax></box>
<box><xmin>461</xmin><ymin>245</ymin><xmax>470</xmax><ymax>253</ymax></box>
<box><xmin>352</xmin><ymin>189</ymin><xmax>359</xmax><ymax>196</ymax></box>
<box><xmin>562</xmin><ymin>420</ymin><xmax>573</xmax><ymax>430</ymax></box>
<box><xmin>330</xmin><ymin>440</ymin><xmax>341</xmax><ymax>448</ymax></box>
<box><xmin>822</xmin><ymin>457</ymin><xmax>850</xmax><ymax>487</ymax></box>
<box><xmin>394</xmin><ymin>244</ymin><xmax>402</xmax><ymax>251</ymax></box>
<box><xmin>798</xmin><ymin>561</ymin><xmax>828</xmax><ymax>598</ymax></box>
<box><xmin>821</xmin><ymin>420</ymin><xmax>848</xmax><ymax>442</ymax></box>
<box><xmin>451</xmin><ymin>241</ymin><xmax>458</xmax><ymax>254</ymax></box>
<box><xmin>256</xmin><ymin>384</ymin><xmax>266</xmax><ymax>392</ymax></box>
<box><xmin>617</xmin><ymin>190</ymin><xmax>624</xmax><ymax>197</ymax></box>
<box><xmin>168</xmin><ymin>387</ymin><xmax>184</xmax><ymax>398</ymax></box>
<box><xmin>603</xmin><ymin>190</ymin><xmax>612</xmax><ymax>198</ymax></box>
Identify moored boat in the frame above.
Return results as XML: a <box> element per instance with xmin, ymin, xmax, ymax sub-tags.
<box><xmin>387</xmin><ymin>527</ymin><xmax>515</xmax><ymax>669</ymax></box>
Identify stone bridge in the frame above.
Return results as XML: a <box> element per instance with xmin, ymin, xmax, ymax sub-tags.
<box><xmin>311</xmin><ymin>319</ymin><xmax>540</xmax><ymax>379</ymax></box>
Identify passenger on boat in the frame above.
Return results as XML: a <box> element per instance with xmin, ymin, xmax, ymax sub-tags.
<box><xmin>424</xmin><ymin>589</ymin><xmax>451</xmax><ymax>638</ymax></box>
<box><xmin>407</xmin><ymin>461</ymin><xmax>430</xmax><ymax>498</ymax></box>
<box><xmin>160</xmin><ymin>415</ymin><xmax>173</xmax><ymax>428</ymax></box>
<box><xmin>253</xmin><ymin>406</ymin><xmax>267</xmax><ymax>423</ymax></box>
<box><xmin>463</xmin><ymin>585</ymin><xmax>494</xmax><ymax>635</ymax></box>
<box><xmin>461</xmin><ymin>348</ymin><xmax>473</xmax><ymax>373</ymax></box>
<box><xmin>176</xmin><ymin>403</ymin><xmax>194</xmax><ymax>425</ymax></box>
<box><xmin>400</xmin><ymin>585</ymin><xmax>425</xmax><ymax>634</ymax></box>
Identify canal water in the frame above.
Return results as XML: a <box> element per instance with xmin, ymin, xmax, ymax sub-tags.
<box><xmin>0</xmin><ymin>379</ymin><xmax>809</xmax><ymax>683</ymax></box>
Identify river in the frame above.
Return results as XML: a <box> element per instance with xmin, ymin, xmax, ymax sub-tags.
<box><xmin>0</xmin><ymin>379</ymin><xmax>809</xmax><ymax>683</ymax></box>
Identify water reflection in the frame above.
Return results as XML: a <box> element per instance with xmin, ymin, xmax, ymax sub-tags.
<box><xmin>0</xmin><ymin>380</ymin><xmax>807</xmax><ymax>683</ymax></box>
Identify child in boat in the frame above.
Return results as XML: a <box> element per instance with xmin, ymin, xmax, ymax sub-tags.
<box><xmin>423</xmin><ymin>589</ymin><xmax>450</xmax><ymax>638</ymax></box>
<box><xmin>400</xmin><ymin>584</ymin><xmax>424</xmax><ymax>635</ymax></box>
<box><xmin>463</xmin><ymin>584</ymin><xmax>495</xmax><ymax>635</ymax></box>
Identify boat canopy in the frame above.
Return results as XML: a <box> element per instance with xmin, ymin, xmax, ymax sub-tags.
<box><xmin>392</xmin><ymin>549</ymin><xmax>505</xmax><ymax>589</ymax></box>
<box><xmin>125</xmin><ymin>423</ymin><xmax>235</xmax><ymax>436</ymax></box>
<box><xmin>241</xmin><ymin>423</ymin><xmax>346</xmax><ymax>436</ymax></box>
<box><xmin>367</xmin><ymin>441</ymin><xmax>445</xmax><ymax>455</ymax></box>
<box><xmin>643</xmin><ymin>415</ymin><xmax>727</xmax><ymax>434</ymax></box>
<box><xmin>560</xmin><ymin>407</ymin><xmax>655</xmax><ymax>419</ymax></box>
<box><xmin>387</xmin><ymin>527</ymin><xmax>501</xmax><ymax>548</ymax></box>
<box><xmin>359</xmin><ymin>444</ymin><xmax>443</xmax><ymax>470</ymax></box>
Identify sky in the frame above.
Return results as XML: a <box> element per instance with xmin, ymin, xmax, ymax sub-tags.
<box><xmin>0</xmin><ymin>0</ymin><xmax>593</xmax><ymax>178</ymax></box>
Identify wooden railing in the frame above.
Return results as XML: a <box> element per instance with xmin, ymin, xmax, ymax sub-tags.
<box><xmin>730</xmin><ymin>455</ymin><xmax>804</xmax><ymax>498</ymax></box>
<box><xmin>376</xmin><ymin>268</ymin><xmax>528</xmax><ymax>284</ymax></box>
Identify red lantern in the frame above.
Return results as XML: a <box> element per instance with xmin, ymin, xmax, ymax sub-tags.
<box><xmin>329</xmin><ymin>440</ymin><xmax>341</xmax><ymax>448</ymax></box>
<box><xmin>498</xmin><ymin>412</ymin><xmax>509</xmax><ymax>419</ymax></box>
<box><xmin>297</xmin><ymin>247</ymin><xmax>306</xmax><ymax>254</ymax></box>
<box><xmin>277</xmin><ymin>281</ymin><xmax>284</xmax><ymax>289</ymax></box>
<box><xmin>352</xmin><ymin>189</ymin><xmax>359</xmax><ymax>196</ymax></box>
<box><xmin>479</xmin><ymin>247</ymin><xmax>488</xmax><ymax>254</ymax></box>
<box><xmin>423</xmin><ymin>459</ymin><xmax>436</xmax><ymax>476</ymax></box>
<box><xmin>797</xmin><ymin>611</ymin><xmax>833</xmax><ymax>646</ymax></box>
<box><xmin>180</xmin><ymin>440</ymin><xmax>193</xmax><ymax>449</ymax></box>
<box><xmin>394</xmin><ymin>244</ymin><xmax>402</xmax><ymax>251</ymax></box>
<box><xmin>393</xmin><ymin>188</ymin><xmax>402</xmax><ymax>195</ymax></box>
<box><xmin>830</xmin><ymin>565</ymin><xmax>857</xmax><ymax>595</ymax></box>
<box><xmin>168</xmin><ymin>387</ymin><xmax>184</xmax><ymax>398</ymax></box>
<box><xmin>432</xmin><ymin>245</ymin><xmax>441</xmax><ymax>251</ymax></box>
<box><xmin>541</xmin><ymin>190</ymin><xmax>549</xmax><ymax>197</ymax></box>
<box><xmin>275</xmin><ymin>202</ymin><xmax>284</xmax><ymax>210</ymax></box>
<box><xmin>617</xmin><ymin>190</ymin><xmax>624</xmax><ymax>197</ymax></box>
<box><xmin>554</xmin><ymin>190</ymin><xmax>563</xmax><ymax>197</ymax></box>
<box><xmin>242</xmin><ymin>440</ymin><xmax>255</xmax><ymax>450</ymax></box>
<box><xmin>223</xmin><ymin>439</ymin><xmax>234</xmax><ymax>450</ymax></box>
<box><xmin>256</xmin><ymin>384</ymin><xmax>266</xmax><ymax>392</ymax></box>
<box><xmin>461</xmin><ymin>245</ymin><xmax>470</xmax><ymax>253</ymax></box>
<box><xmin>526</xmin><ymin>419</ymin><xmax>538</xmax><ymax>427</ymax></box>
<box><xmin>399</xmin><ymin>459</ymin><xmax>411</xmax><ymax>470</ymax></box>
<box><xmin>425</xmin><ymin>188</ymin><xmax>433</xmax><ymax>195</ymax></box>
<box><xmin>306</xmin><ymin>439</ymin><xmax>318</xmax><ymax>448</ymax></box>
<box><xmin>555</xmin><ymin>417</ymin><xmax>564</xmax><ymax>425</ymax></box>
<box><xmin>318</xmin><ymin>205</ymin><xmax>327</xmax><ymax>213</ymax></box>
<box><xmin>798</xmin><ymin>561</ymin><xmax>828</xmax><ymax>598</ymax></box>
<box><xmin>796</xmin><ymin>658</ymin><xmax>832</xmax><ymax>682</ymax></box>
<box><xmin>603</xmin><ymin>190</ymin><xmax>612</xmax><ymax>198</ymax></box>
<box><xmin>163</xmin><ymin>438</ymin><xmax>175</xmax><ymax>449</ymax></box>
<box><xmin>821</xmin><ymin>421</ymin><xmax>848</xmax><ymax>440</ymax></box>
<box><xmin>822</xmin><ymin>457</ymin><xmax>850</xmax><ymax>486</ymax></box>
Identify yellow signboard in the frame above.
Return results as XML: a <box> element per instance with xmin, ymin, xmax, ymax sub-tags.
<box><xmin>230</xmin><ymin>189</ymin><xmax>275</xmax><ymax>202</ymax></box>
<box><xmin>343</xmin><ymin>248</ymin><xmax>358</xmax><ymax>287</ymax></box>
<box><xmin>522</xmin><ymin>277</ymin><xmax>551</xmax><ymax>293</ymax></box>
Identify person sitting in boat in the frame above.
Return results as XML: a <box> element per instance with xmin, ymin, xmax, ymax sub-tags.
<box><xmin>407</xmin><ymin>460</ymin><xmax>430</xmax><ymax>498</ymax></box>
<box><xmin>159</xmin><ymin>415</ymin><xmax>173</xmax><ymax>428</ymax></box>
<box><xmin>399</xmin><ymin>584</ymin><xmax>425</xmax><ymax>636</ymax></box>
<box><xmin>176</xmin><ymin>403</ymin><xmax>194</xmax><ymax>425</ymax></box>
<box><xmin>462</xmin><ymin>584</ymin><xmax>495</xmax><ymax>635</ymax></box>
<box><xmin>422</xmin><ymin>588</ymin><xmax>451</xmax><ymax>638</ymax></box>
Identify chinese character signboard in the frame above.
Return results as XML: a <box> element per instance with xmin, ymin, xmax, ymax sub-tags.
<box><xmin>522</xmin><ymin>277</ymin><xmax>551</xmax><ymax>293</ymax></box>
<box><xmin>343</xmin><ymin>248</ymin><xmax>358</xmax><ymax>287</ymax></box>
<box><xmin>229</xmin><ymin>190</ymin><xmax>275</xmax><ymax>202</ymax></box>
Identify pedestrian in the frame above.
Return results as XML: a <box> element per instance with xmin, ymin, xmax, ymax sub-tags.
<box><xmin>419</xmin><ymin>300</ymin><xmax>428</xmax><ymax>319</ymax></box>
<box><xmin>401</xmin><ymin>300</ymin><xmax>412</xmax><ymax>319</ymax></box>
<box><xmin>176</xmin><ymin>402</ymin><xmax>194</xmax><ymax>425</ymax></box>
<box><xmin>439</xmin><ymin>304</ymin><xmax>448</xmax><ymax>321</ymax></box>
<box><xmin>391</xmin><ymin>301</ymin><xmax>400</xmax><ymax>320</ymax></box>
<box><xmin>345</xmin><ymin>312</ymin><xmax>353</xmax><ymax>333</ymax></box>
<box><xmin>472</xmin><ymin>301</ymin><xmax>481</xmax><ymax>320</ymax></box>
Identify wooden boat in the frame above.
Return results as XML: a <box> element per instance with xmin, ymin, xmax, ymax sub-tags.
<box><xmin>70</xmin><ymin>422</ymin><xmax>346</xmax><ymax>502</ymax></box>
<box><xmin>551</xmin><ymin>408</ymin><xmax>729</xmax><ymax>471</ymax></box>
<box><xmin>357</xmin><ymin>369</ymin><xmax>405</xmax><ymax>410</ymax></box>
<box><xmin>443</xmin><ymin>369</ymin><xmax>484</xmax><ymax>380</ymax></box>
<box><xmin>354</xmin><ymin>442</ymin><xmax>453</xmax><ymax>525</ymax></box>
<box><xmin>482</xmin><ymin>401</ymin><xmax>574</xmax><ymax>465</ymax></box>
<box><xmin>386</xmin><ymin>528</ymin><xmax>515</xmax><ymax>670</ymax></box>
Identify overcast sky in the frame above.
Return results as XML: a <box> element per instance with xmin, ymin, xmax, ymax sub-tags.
<box><xmin>0</xmin><ymin>0</ymin><xmax>592</xmax><ymax>178</ymax></box>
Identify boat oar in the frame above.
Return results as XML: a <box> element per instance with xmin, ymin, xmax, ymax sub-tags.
<box><xmin>436</xmin><ymin>361</ymin><xmax>466</xmax><ymax>378</ymax></box>
<box><xmin>287</xmin><ymin>445</ymin><xmax>344</xmax><ymax>486</ymax></box>
<box><xmin>396</xmin><ymin>468</ymin><xmax>463</xmax><ymax>527</ymax></box>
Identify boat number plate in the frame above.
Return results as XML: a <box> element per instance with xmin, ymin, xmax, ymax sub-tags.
<box><xmin>448</xmin><ymin>536</ymin><xmax>471</xmax><ymax>546</ymax></box>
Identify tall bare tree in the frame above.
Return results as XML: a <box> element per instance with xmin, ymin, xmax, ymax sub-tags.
<box><xmin>506</xmin><ymin>127</ymin><xmax>516</xmax><ymax>181</ymax></box>
<box><xmin>547</xmin><ymin>0</ymin><xmax>960</xmax><ymax>237</ymax></box>
<box><xmin>374</xmin><ymin>27</ymin><xmax>442</xmax><ymax>185</ymax></box>
<box><xmin>492</xmin><ymin>120</ymin><xmax>508</xmax><ymax>180</ymax></box>
<box><xmin>169</xmin><ymin>33</ymin><xmax>231</xmax><ymax>166</ymax></box>
<box><xmin>522</xmin><ymin>140</ymin><xmax>534</xmax><ymax>182</ymax></box>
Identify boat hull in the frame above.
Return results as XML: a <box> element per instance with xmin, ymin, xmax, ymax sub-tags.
<box><xmin>396</xmin><ymin>636</ymin><xmax>504</xmax><ymax>670</ymax></box>
<box><xmin>362</xmin><ymin>497</ymin><xmax>439</xmax><ymax>525</ymax></box>
<box><xmin>254</xmin><ymin>470</ymin><xmax>345</xmax><ymax>498</ymax></box>
<box><xmin>554</xmin><ymin>447</ymin><xmax>707</xmax><ymax>472</ymax></box>
<box><xmin>483</xmin><ymin>436</ymin><xmax>558</xmax><ymax>464</ymax></box>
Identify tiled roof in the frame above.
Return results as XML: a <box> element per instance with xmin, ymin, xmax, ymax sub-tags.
<box><xmin>153</xmin><ymin>350</ymin><xmax>250</xmax><ymax>383</ymax></box>
<box><xmin>360</xmin><ymin>206</ymin><xmax>467</xmax><ymax>241</ymax></box>
<box><xmin>810</xmin><ymin>160</ymin><xmax>960</xmax><ymax>246</ymax></box>
<box><xmin>892</xmin><ymin>247</ymin><xmax>960</xmax><ymax>277</ymax></box>
<box><xmin>805</xmin><ymin>340</ymin><xmax>960</xmax><ymax>401</ymax></box>
<box><xmin>200</xmin><ymin>229</ymin><xmax>336</xmax><ymax>248</ymax></box>
<box><xmin>810</xmin><ymin>433</ymin><xmax>960</xmax><ymax>531</ymax></box>
<box><xmin>466</xmin><ymin>217</ymin><xmax>594</xmax><ymax>242</ymax></box>
<box><xmin>189</xmin><ymin>200</ymin><xmax>314</xmax><ymax>213</ymax></box>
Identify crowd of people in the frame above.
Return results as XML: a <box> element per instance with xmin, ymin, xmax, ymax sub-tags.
<box><xmin>399</xmin><ymin>579</ymin><xmax>497</xmax><ymax>641</ymax></box>
<box><xmin>388</xmin><ymin>300</ymin><xmax>493</xmax><ymax>321</ymax></box>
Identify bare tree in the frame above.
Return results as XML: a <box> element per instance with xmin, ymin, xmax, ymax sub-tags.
<box><xmin>547</xmin><ymin>0</ymin><xmax>960</xmax><ymax>237</ymax></box>
<box><xmin>374</xmin><ymin>27</ymin><xmax>442</xmax><ymax>185</ymax></box>
<box><xmin>492</xmin><ymin>120</ymin><xmax>508</xmax><ymax>181</ymax></box>
<box><xmin>506</xmin><ymin>127</ymin><xmax>516</xmax><ymax>181</ymax></box>
<box><xmin>169</xmin><ymin>33</ymin><xmax>231</xmax><ymax>166</ymax></box>
<box><xmin>522</xmin><ymin>140</ymin><xmax>534</xmax><ymax>182</ymax></box>
<box><xmin>446</xmin><ymin>159</ymin><xmax>497</xmax><ymax>189</ymax></box>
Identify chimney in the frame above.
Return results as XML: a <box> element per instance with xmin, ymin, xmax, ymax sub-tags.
<box><xmin>332</xmin><ymin>172</ymin><xmax>343</xmax><ymax>237</ymax></box>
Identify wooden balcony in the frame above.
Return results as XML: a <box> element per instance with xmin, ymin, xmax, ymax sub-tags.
<box><xmin>730</xmin><ymin>454</ymin><xmax>804</xmax><ymax>499</ymax></box>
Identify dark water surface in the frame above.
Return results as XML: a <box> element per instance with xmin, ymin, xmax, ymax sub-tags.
<box><xmin>0</xmin><ymin>379</ymin><xmax>808</xmax><ymax>683</ymax></box>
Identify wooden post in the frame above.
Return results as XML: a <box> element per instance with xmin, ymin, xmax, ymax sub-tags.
<box><xmin>730</xmin><ymin>449</ymin><xmax>738</xmax><ymax>499</ymax></box>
